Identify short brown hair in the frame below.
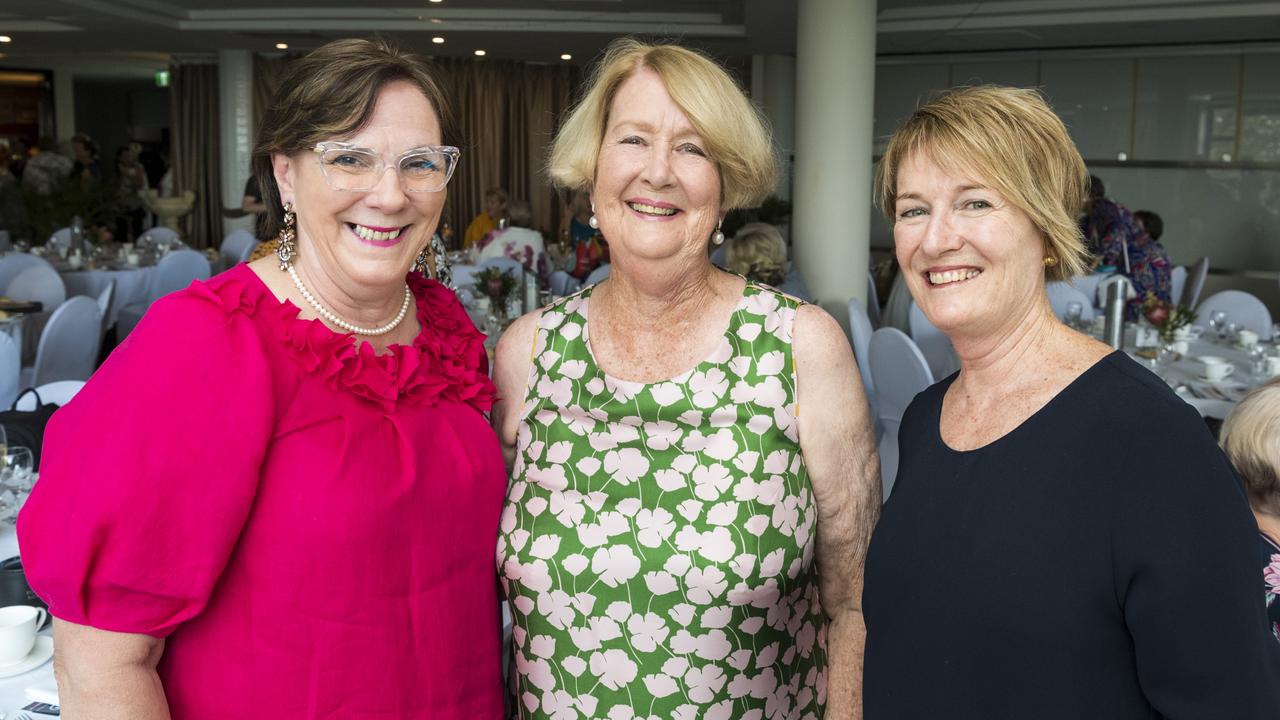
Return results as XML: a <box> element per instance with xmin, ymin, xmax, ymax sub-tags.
<box><xmin>875</xmin><ymin>85</ymin><xmax>1090</xmax><ymax>281</ymax></box>
<box><xmin>1221</xmin><ymin>377</ymin><xmax>1280</xmax><ymax>516</ymax></box>
<box><xmin>548</xmin><ymin>37</ymin><xmax>775</xmax><ymax>211</ymax></box>
<box><xmin>726</xmin><ymin>222</ymin><xmax>787</xmax><ymax>286</ymax></box>
<box><xmin>252</xmin><ymin>37</ymin><xmax>453</xmax><ymax>240</ymax></box>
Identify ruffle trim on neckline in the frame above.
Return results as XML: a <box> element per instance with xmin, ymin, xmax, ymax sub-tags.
<box><xmin>188</xmin><ymin>265</ymin><xmax>496</xmax><ymax>413</ymax></box>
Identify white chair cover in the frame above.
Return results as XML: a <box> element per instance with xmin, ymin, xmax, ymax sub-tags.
<box><xmin>116</xmin><ymin>249</ymin><xmax>211</xmax><ymax>340</ymax></box>
<box><xmin>847</xmin><ymin>298</ymin><xmax>880</xmax><ymax>441</ymax></box>
<box><xmin>46</xmin><ymin>227</ymin><xmax>72</xmax><ymax>250</ymax></box>
<box><xmin>548</xmin><ymin>270</ymin><xmax>581</xmax><ymax>298</ymax></box>
<box><xmin>219</xmin><ymin>229</ymin><xmax>257</xmax><ymax>269</ymax></box>
<box><xmin>1046</xmin><ymin>281</ymin><xmax>1096</xmax><ymax>322</ymax></box>
<box><xmin>1196</xmin><ymin>290</ymin><xmax>1274</xmax><ymax>339</ymax></box>
<box><xmin>1169</xmin><ymin>266</ymin><xmax>1187</xmax><ymax>308</ymax></box>
<box><xmin>709</xmin><ymin>243</ymin><xmax>728</xmax><ymax>267</ymax></box>
<box><xmin>0</xmin><ymin>254</ymin><xmax>54</xmax><ymax>295</ymax></box>
<box><xmin>479</xmin><ymin>256</ymin><xmax>524</xmax><ymax>281</ymax></box>
<box><xmin>908</xmin><ymin>302</ymin><xmax>960</xmax><ymax>381</ymax></box>
<box><xmin>1182</xmin><ymin>256</ymin><xmax>1209</xmax><ymax>309</ymax></box>
<box><xmin>6</xmin><ymin>265</ymin><xmax>66</xmax><ymax>311</ymax></box>
<box><xmin>451</xmin><ymin>264</ymin><xmax>479</xmax><ymax>289</ymax></box>
<box><xmin>0</xmin><ymin>332</ymin><xmax>19</xmax><ymax>409</ymax></box>
<box><xmin>865</xmin><ymin>273</ymin><xmax>882</xmax><ymax>329</ymax></box>
<box><xmin>881</xmin><ymin>272</ymin><xmax>913</xmax><ymax>333</ymax></box>
<box><xmin>585</xmin><ymin>263</ymin><xmax>612</xmax><ymax>286</ymax></box>
<box><xmin>869</xmin><ymin>327</ymin><xmax>934</xmax><ymax>499</ymax></box>
<box><xmin>137</xmin><ymin>226</ymin><xmax>184</xmax><ymax>249</ymax></box>
<box><xmin>14</xmin><ymin>380</ymin><xmax>87</xmax><ymax>410</ymax></box>
<box><xmin>96</xmin><ymin>279</ymin><xmax>116</xmax><ymax>338</ymax></box>
<box><xmin>1068</xmin><ymin>274</ymin><xmax>1105</xmax><ymax>309</ymax></box>
<box><xmin>28</xmin><ymin>296</ymin><xmax>101</xmax><ymax>386</ymax></box>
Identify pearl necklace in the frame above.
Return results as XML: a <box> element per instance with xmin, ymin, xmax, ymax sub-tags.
<box><xmin>287</xmin><ymin>264</ymin><xmax>412</xmax><ymax>336</ymax></box>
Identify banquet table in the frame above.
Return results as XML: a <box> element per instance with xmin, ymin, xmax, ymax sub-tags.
<box><xmin>0</xmin><ymin>527</ymin><xmax>56</xmax><ymax>715</ymax></box>
<box><xmin>58</xmin><ymin>261</ymin><xmax>157</xmax><ymax>328</ymax></box>
<box><xmin>1126</xmin><ymin>331</ymin><xmax>1278</xmax><ymax>403</ymax></box>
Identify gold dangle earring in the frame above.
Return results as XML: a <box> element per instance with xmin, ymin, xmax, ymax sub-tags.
<box><xmin>276</xmin><ymin>202</ymin><xmax>297</xmax><ymax>271</ymax></box>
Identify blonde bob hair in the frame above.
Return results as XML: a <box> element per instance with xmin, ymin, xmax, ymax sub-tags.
<box><xmin>726</xmin><ymin>222</ymin><xmax>788</xmax><ymax>286</ymax></box>
<box><xmin>875</xmin><ymin>85</ymin><xmax>1090</xmax><ymax>281</ymax></box>
<box><xmin>548</xmin><ymin>37</ymin><xmax>775</xmax><ymax>211</ymax></box>
<box><xmin>1221</xmin><ymin>377</ymin><xmax>1280</xmax><ymax>516</ymax></box>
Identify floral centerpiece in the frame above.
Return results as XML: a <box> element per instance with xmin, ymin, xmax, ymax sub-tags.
<box><xmin>475</xmin><ymin>266</ymin><xmax>518</xmax><ymax>318</ymax></box>
<box><xmin>1141</xmin><ymin>292</ymin><xmax>1196</xmax><ymax>343</ymax></box>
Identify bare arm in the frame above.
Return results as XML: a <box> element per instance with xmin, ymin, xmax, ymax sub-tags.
<box><xmin>491</xmin><ymin>310</ymin><xmax>541</xmax><ymax>471</ymax></box>
<box><xmin>241</xmin><ymin>195</ymin><xmax>267</xmax><ymax>214</ymax></box>
<box><xmin>794</xmin><ymin>304</ymin><xmax>881</xmax><ymax>720</ymax></box>
<box><xmin>53</xmin><ymin>618</ymin><xmax>169</xmax><ymax>720</ymax></box>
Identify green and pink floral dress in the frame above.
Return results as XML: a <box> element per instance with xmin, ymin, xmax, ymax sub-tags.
<box><xmin>498</xmin><ymin>281</ymin><xmax>828</xmax><ymax>720</ymax></box>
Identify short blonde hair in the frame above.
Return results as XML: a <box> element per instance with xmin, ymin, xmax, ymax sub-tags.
<box><xmin>875</xmin><ymin>85</ymin><xmax>1090</xmax><ymax>281</ymax></box>
<box><xmin>726</xmin><ymin>222</ymin><xmax>788</xmax><ymax>286</ymax></box>
<box><xmin>548</xmin><ymin>37</ymin><xmax>775</xmax><ymax>211</ymax></box>
<box><xmin>1221</xmin><ymin>377</ymin><xmax>1280</xmax><ymax>516</ymax></box>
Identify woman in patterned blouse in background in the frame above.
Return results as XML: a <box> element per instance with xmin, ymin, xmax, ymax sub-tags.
<box><xmin>1221</xmin><ymin>376</ymin><xmax>1280</xmax><ymax>645</ymax></box>
<box><xmin>492</xmin><ymin>38</ymin><xmax>880</xmax><ymax>719</ymax></box>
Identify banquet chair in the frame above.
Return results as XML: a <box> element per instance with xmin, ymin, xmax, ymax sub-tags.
<box><xmin>137</xmin><ymin>226</ymin><xmax>184</xmax><ymax>249</ymax></box>
<box><xmin>869</xmin><ymin>327</ymin><xmax>934</xmax><ymax>499</ymax></box>
<box><xmin>1046</xmin><ymin>281</ymin><xmax>1096</xmax><ymax>322</ymax></box>
<box><xmin>1169</xmin><ymin>266</ymin><xmax>1187</xmax><ymax>308</ymax></box>
<box><xmin>23</xmin><ymin>296</ymin><xmax>101</xmax><ymax>387</ymax></box>
<box><xmin>46</xmin><ymin>227</ymin><xmax>72</xmax><ymax>251</ymax></box>
<box><xmin>0</xmin><ymin>332</ymin><xmax>19</xmax><ymax>409</ymax></box>
<box><xmin>450</xmin><ymin>264</ymin><xmax>479</xmax><ymax>289</ymax></box>
<box><xmin>1181</xmin><ymin>256</ymin><xmax>1209</xmax><ymax>309</ymax></box>
<box><xmin>865</xmin><ymin>273</ymin><xmax>882</xmax><ymax>329</ymax></box>
<box><xmin>219</xmin><ymin>229</ymin><xmax>258</xmax><ymax>270</ymax></box>
<box><xmin>847</xmin><ymin>298</ymin><xmax>880</xmax><ymax>442</ymax></box>
<box><xmin>548</xmin><ymin>270</ymin><xmax>581</xmax><ymax>298</ymax></box>
<box><xmin>584</xmin><ymin>263</ymin><xmax>611</xmax><ymax>286</ymax></box>
<box><xmin>0</xmin><ymin>254</ymin><xmax>54</xmax><ymax>295</ymax></box>
<box><xmin>908</xmin><ymin>302</ymin><xmax>960</xmax><ymax>381</ymax></box>
<box><xmin>96</xmin><ymin>280</ymin><xmax>116</xmax><ymax>341</ymax></box>
<box><xmin>777</xmin><ymin>267</ymin><xmax>813</xmax><ymax>302</ymax></box>
<box><xmin>5</xmin><ymin>265</ymin><xmax>66</xmax><ymax>312</ymax></box>
<box><xmin>881</xmin><ymin>272</ymin><xmax>913</xmax><ymax>333</ymax></box>
<box><xmin>1068</xmin><ymin>273</ymin><xmax>1105</xmax><ymax>309</ymax></box>
<box><xmin>1196</xmin><ymin>290</ymin><xmax>1273</xmax><ymax>339</ymax></box>
<box><xmin>14</xmin><ymin>380</ymin><xmax>87</xmax><ymax>410</ymax></box>
<box><xmin>479</xmin><ymin>256</ymin><xmax>524</xmax><ymax>281</ymax></box>
<box><xmin>115</xmin><ymin>249</ymin><xmax>212</xmax><ymax>340</ymax></box>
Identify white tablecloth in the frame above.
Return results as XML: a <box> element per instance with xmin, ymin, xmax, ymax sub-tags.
<box><xmin>1128</xmin><ymin>333</ymin><xmax>1275</xmax><ymax>403</ymax></box>
<box><xmin>60</xmin><ymin>265</ymin><xmax>156</xmax><ymax>328</ymax></box>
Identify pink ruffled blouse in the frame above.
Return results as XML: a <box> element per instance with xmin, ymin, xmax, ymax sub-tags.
<box><xmin>17</xmin><ymin>264</ymin><xmax>505</xmax><ymax>718</ymax></box>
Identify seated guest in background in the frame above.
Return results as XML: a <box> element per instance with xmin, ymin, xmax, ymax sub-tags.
<box><xmin>9</xmin><ymin>137</ymin><xmax>30</xmax><ymax>182</ymax></box>
<box><xmin>463</xmin><ymin>186</ymin><xmax>507</xmax><ymax>249</ymax></box>
<box><xmin>0</xmin><ymin>147</ymin><xmax>29</xmax><ymax>239</ymax></box>
<box><xmin>493</xmin><ymin>37</ymin><xmax>880</xmax><ymax>719</ymax></box>
<box><xmin>241</xmin><ymin>173</ymin><xmax>269</xmax><ymax>238</ymax></box>
<box><xmin>1221</xmin><ymin>377</ymin><xmax>1280</xmax><ymax>645</ymax></box>
<box><xmin>1081</xmin><ymin>175</ymin><xmax>1172</xmax><ymax>314</ymax></box>
<box><xmin>559</xmin><ymin>187</ymin><xmax>595</xmax><ymax>246</ymax></box>
<box><xmin>1133</xmin><ymin>208</ymin><xmax>1163</xmax><ymax>242</ymax></box>
<box><xmin>21</xmin><ymin>137</ymin><xmax>71</xmax><ymax>196</ymax></box>
<box><xmin>19</xmin><ymin>37</ymin><xmax>504</xmax><ymax>719</ymax></box>
<box><xmin>725</xmin><ymin>220</ymin><xmax>787</xmax><ymax>286</ymax></box>
<box><xmin>473</xmin><ymin>199</ymin><xmax>548</xmax><ymax>282</ymax></box>
<box><xmin>863</xmin><ymin>85</ymin><xmax>1280</xmax><ymax>718</ymax></box>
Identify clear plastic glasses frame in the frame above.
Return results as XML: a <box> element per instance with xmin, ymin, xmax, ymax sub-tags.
<box><xmin>312</xmin><ymin>142</ymin><xmax>461</xmax><ymax>193</ymax></box>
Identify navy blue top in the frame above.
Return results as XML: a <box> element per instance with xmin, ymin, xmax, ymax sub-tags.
<box><xmin>863</xmin><ymin>351</ymin><xmax>1280</xmax><ymax>719</ymax></box>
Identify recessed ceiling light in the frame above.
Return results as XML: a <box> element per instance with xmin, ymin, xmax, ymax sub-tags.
<box><xmin>275</xmin><ymin>42</ymin><xmax>288</xmax><ymax>50</ymax></box>
<box><xmin>0</xmin><ymin>37</ymin><xmax>11</xmax><ymax>44</ymax></box>
<box><xmin>429</xmin><ymin>0</ymin><xmax>443</xmax><ymax>3</ymax></box>
<box><xmin>432</xmin><ymin>36</ymin><xmax>445</xmax><ymax>44</ymax></box>
<box><xmin>430</xmin><ymin>18</ymin><xmax>444</xmax><ymax>24</ymax></box>
<box><xmin>560</xmin><ymin>54</ymin><xmax>572</xmax><ymax>61</ymax></box>
<box><xmin>474</xmin><ymin>49</ymin><xmax>486</xmax><ymax>57</ymax></box>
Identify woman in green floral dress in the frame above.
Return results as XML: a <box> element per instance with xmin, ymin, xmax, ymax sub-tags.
<box><xmin>492</xmin><ymin>38</ymin><xmax>881</xmax><ymax>720</ymax></box>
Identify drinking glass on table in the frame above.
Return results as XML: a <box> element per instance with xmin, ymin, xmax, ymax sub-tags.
<box><xmin>1</xmin><ymin>447</ymin><xmax>35</xmax><ymax>495</ymax></box>
<box><xmin>1224</xmin><ymin>322</ymin><xmax>1240</xmax><ymax>346</ymax></box>
<box><xmin>1208</xmin><ymin>310</ymin><xmax>1228</xmax><ymax>342</ymax></box>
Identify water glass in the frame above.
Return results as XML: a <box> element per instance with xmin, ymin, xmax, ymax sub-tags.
<box><xmin>1223</xmin><ymin>322</ymin><xmax>1240</xmax><ymax>345</ymax></box>
<box><xmin>1209</xmin><ymin>310</ymin><xmax>1228</xmax><ymax>342</ymax></box>
<box><xmin>1249</xmin><ymin>345</ymin><xmax>1269</xmax><ymax>380</ymax></box>
<box><xmin>1</xmin><ymin>447</ymin><xmax>35</xmax><ymax>495</ymax></box>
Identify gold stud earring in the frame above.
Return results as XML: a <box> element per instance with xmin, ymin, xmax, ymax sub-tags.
<box><xmin>1043</xmin><ymin>256</ymin><xmax>1057</xmax><ymax>267</ymax></box>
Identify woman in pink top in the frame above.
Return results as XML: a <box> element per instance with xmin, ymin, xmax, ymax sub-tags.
<box><xmin>17</xmin><ymin>38</ymin><xmax>505</xmax><ymax>719</ymax></box>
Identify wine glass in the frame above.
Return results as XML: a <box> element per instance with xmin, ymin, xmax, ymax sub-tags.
<box><xmin>1208</xmin><ymin>310</ymin><xmax>1228</xmax><ymax>342</ymax></box>
<box><xmin>1</xmin><ymin>447</ymin><xmax>35</xmax><ymax>495</ymax></box>
<box><xmin>1223</xmin><ymin>322</ymin><xmax>1240</xmax><ymax>346</ymax></box>
<box><xmin>1272</xmin><ymin>323</ymin><xmax>1280</xmax><ymax>349</ymax></box>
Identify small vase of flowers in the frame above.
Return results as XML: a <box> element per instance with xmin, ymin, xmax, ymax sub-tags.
<box><xmin>1142</xmin><ymin>292</ymin><xmax>1197</xmax><ymax>345</ymax></box>
<box><xmin>475</xmin><ymin>266</ymin><xmax>518</xmax><ymax>321</ymax></box>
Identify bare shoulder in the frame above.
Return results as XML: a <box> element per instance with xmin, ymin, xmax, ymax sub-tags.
<box><xmin>793</xmin><ymin>303</ymin><xmax>855</xmax><ymax>368</ymax></box>
<box><xmin>493</xmin><ymin>309</ymin><xmax>542</xmax><ymax>395</ymax></box>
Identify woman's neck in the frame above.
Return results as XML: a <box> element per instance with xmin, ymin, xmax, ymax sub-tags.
<box><xmin>950</xmin><ymin>300</ymin><xmax>1069</xmax><ymax>394</ymax></box>
<box><xmin>292</xmin><ymin>252</ymin><xmax>406</xmax><ymax>329</ymax></box>
<box><xmin>1256</xmin><ymin>511</ymin><xmax>1280</xmax><ymax>546</ymax></box>
<box><xmin>594</xmin><ymin>257</ymin><xmax>723</xmax><ymax>328</ymax></box>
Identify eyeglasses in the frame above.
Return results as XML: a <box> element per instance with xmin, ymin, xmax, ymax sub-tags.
<box><xmin>312</xmin><ymin>142</ymin><xmax>460</xmax><ymax>193</ymax></box>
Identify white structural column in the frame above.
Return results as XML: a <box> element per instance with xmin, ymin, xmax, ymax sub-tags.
<box><xmin>751</xmin><ymin>55</ymin><xmax>796</xmax><ymax>200</ymax></box>
<box><xmin>218</xmin><ymin>49</ymin><xmax>255</xmax><ymax>234</ymax></box>
<box><xmin>793</xmin><ymin>0</ymin><xmax>877</xmax><ymax>318</ymax></box>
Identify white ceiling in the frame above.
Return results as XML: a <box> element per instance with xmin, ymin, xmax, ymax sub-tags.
<box><xmin>0</xmin><ymin>0</ymin><xmax>1277</xmax><ymax>77</ymax></box>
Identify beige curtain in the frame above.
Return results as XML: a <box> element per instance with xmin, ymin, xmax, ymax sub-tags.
<box><xmin>169</xmin><ymin>61</ymin><xmax>221</xmax><ymax>249</ymax></box>
<box><xmin>433</xmin><ymin>59</ymin><xmax>580</xmax><ymax>246</ymax></box>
